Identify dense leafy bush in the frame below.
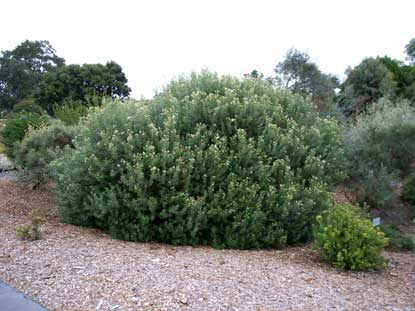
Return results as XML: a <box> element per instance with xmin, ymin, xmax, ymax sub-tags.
<box><xmin>35</xmin><ymin>62</ymin><xmax>130</xmax><ymax>113</ymax></box>
<box><xmin>402</xmin><ymin>173</ymin><xmax>415</xmax><ymax>206</ymax></box>
<box><xmin>14</xmin><ymin>120</ymin><xmax>76</xmax><ymax>187</ymax></box>
<box><xmin>11</xmin><ymin>99</ymin><xmax>45</xmax><ymax>115</ymax></box>
<box><xmin>0</xmin><ymin>113</ymin><xmax>49</xmax><ymax>158</ymax></box>
<box><xmin>313</xmin><ymin>204</ymin><xmax>388</xmax><ymax>270</ymax></box>
<box><xmin>380</xmin><ymin>224</ymin><xmax>415</xmax><ymax>252</ymax></box>
<box><xmin>53</xmin><ymin>100</ymin><xmax>88</xmax><ymax>125</ymax></box>
<box><xmin>338</xmin><ymin>58</ymin><xmax>396</xmax><ymax>118</ymax></box>
<box><xmin>344</xmin><ymin>99</ymin><xmax>415</xmax><ymax>208</ymax></box>
<box><xmin>52</xmin><ymin>72</ymin><xmax>344</xmax><ymax>249</ymax></box>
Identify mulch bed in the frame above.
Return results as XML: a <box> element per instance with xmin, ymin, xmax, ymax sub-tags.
<box><xmin>0</xmin><ymin>181</ymin><xmax>414</xmax><ymax>311</ymax></box>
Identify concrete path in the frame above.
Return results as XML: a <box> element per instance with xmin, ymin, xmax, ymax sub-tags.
<box><xmin>0</xmin><ymin>281</ymin><xmax>47</xmax><ymax>311</ymax></box>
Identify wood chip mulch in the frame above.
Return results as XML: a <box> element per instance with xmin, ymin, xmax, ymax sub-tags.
<box><xmin>0</xmin><ymin>180</ymin><xmax>414</xmax><ymax>311</ymax></box>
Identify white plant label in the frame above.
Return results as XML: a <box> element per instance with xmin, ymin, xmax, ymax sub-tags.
<box><xmin>372</xmin><ymin>217</ymin><xmax>381</xmax><ymax>227</ymax></box>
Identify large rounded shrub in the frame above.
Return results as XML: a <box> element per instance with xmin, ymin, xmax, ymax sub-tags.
<box><xmin>52</xmin><ymin>72</ymin><xmax>344</xmax><ymax>248</ymax></box>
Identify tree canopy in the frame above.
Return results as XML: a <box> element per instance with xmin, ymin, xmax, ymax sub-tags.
<box><xmin>0</xmin><ymin>40</ymin><xmax>65</xmax><ymax>111</ymax></box>
<box><xmin>35</xmin><ymin>61</ymin><xmax>130</xmax><ymax>112</ymax></box>
<box><xmin>273</xmin><ymin>48</ymin><xmax>338</xmax><ymax>116</ymax></box>
<box><xmin>338</xmin><ymin>58</ymin><xmax>397</xmax><ymax>118</ymax></box>
<box><xmin>405</xmin><ymin>38</ymin><xmax>415</xmax><ymax>65</ymax></box>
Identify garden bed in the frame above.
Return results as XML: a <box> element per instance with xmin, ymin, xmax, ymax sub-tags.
<box><xmin>0</xmin><ymin>181</ymin><xmax>414</xmax><ymax>311</ymax></box>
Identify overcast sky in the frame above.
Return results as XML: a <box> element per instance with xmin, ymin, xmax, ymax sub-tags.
<box><xmin>1</xmin><ymin>0</ymin><xmax>414</xmax><ymax>98</ymax></box>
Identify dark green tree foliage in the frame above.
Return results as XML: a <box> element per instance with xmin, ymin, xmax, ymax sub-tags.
<box><xmin>52</xmin><ymin>72</ymin><xmax>344</xmax><ymax>249</ymax></box>
<box><xmin>338</xmin><ymin>58</ymin><xmax>396</xmax><ymax>118</ymax></box>
<box><xmin>402</xmin><ymin>173</ymin><xmax>415</xmax><ymax>206</ymax></box>
<box><xmin>379</xmin><ymin>56</ymin><xmax>415</xmax><ymax>101</ymax></box>
<box><xmin>0</xmin><ymin>113</ymin><xmax>49</xmax><ymax>158</ymax></box>
<box><xmin>405</xmin><ymin>38</ymin><xmax>415</xmax><ymax>65</ymax></box>
<box><xmin>274</xmin><ymin>49</ymin><xmax>339</xmax><ymax>116</ymax></box>
<box><xmin>0</xmin><ymin>40</ymin><xmax>64</xmax><ymax>111</ymax></box>
<box><xmin>35</xmin><ymin>62</ymin><xmax>130</xmax><ymax>112</ymax></box>
<box><xmin>244</xmin><ymin>69</ymin><xmax>265</xmax><ymax>79</ymax></box>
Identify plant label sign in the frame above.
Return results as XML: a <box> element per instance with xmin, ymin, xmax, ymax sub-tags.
<box><xmin>372</xmin><ymin>217</ymin><xmax>381</xmax><ymax>227</ymax></box>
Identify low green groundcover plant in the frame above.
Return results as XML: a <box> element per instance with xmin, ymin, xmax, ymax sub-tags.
<box><xmin>52</xmin><ymin>71</ymin><xmax>344</xmax><ymax>249</ymax></box>
<box><xmin>313</xmin><ymin>204</ymin><xmax>389</xmax><ymax>270</ymax></box>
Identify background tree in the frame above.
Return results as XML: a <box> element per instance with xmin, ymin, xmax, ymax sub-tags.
<box><xmin>379</xmin><ymin>56</ymin><xmax>415</xmax><ymax>101</ymax></box>
<box><xmin>405</xmin><ymin>38</ymin><xmax>415</xmax><ymax>65</ymax></box>
<box><xmin>244</xmin><ymin>69</ymin><xmax>265</xmax><ymax>79</ymax></box>
<box><xmin>273</xmin><ymin>48</ymin><xmax>339</xmax><ymax>116</ymax></box>
<box><xmin>0</xmin><ymin>40</ymin><xmax>65</xmax><ymax>112</ymax></box>
<box><xmin>338</xmin><ymin>58</ymin><xmax>396</xmax><ymax>118</ymax></box>
<box><xmin>35</xmin><ymin>61</ymin><xmax>131</xmax><ymax>113</ymax></box>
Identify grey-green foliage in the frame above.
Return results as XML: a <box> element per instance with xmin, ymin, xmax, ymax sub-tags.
<box><xmin>380</xmin><ymin>224</ymin><xmax>415</xmax><ymax>252</ymax></box>
<box><xmin>344</xmin><ymin>98</ymin><xmax>415</xmax><ymax>208</ymax></box>
<box><xmin>51</xmin><ymin>71</ymin><xmax>344</xmax><ymax>249</ymax></box>
<box><xmin>402</xmin><ymin>173</ymin><xmax>415</xmax><ymax>206</ymax></box>
<box><xmin>273</xmin><ymin>48</ymin><xmax>339</xmax><ymax>118</ymax></box>
<box><xmin>14</xmin><ymin>120</ymin><xmax>76</xmax><ymax>187</ymax></box>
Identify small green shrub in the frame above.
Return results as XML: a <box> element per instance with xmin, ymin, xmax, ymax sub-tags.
<box><xmin>53</xmin><ymin>100</ymin><xmax>88</xmax><ymax>125</ymax></box>
<box><xmin>380</xmin><ymin>224</ymin><xmax>415</xmax><ymax>252</ymax></box>
<box><xmin>14</xmin><ymin>120</ymin><xmax>76</xmax><ymax>187</ymax></box>
<box><xmin>402</xmin><ymin>173</ymin><xmax>415</xmax><ymax>206</ymax></box>
<box><xmin>16</xmin><ymin>209</ymin><xmax>42</xmax><ymax>240</ymax></box>
<box><xmin>344</xmin><ymin>99</ymin><xmax>415</xmax><ymax>208</ymax></box>
<box><xmin>313</xmin><ymin>204</ymin><xmax>388</xmax><ymax>270</ymax></box>
<box><xmin>0</xmin><ymin>113</ymin><xmax>49</xmax><ymax>158</ymax></box>
<box><xmin>52</xmin><ymin>72</ymin><xmax>344</xmax><ymax>249</ymax></box>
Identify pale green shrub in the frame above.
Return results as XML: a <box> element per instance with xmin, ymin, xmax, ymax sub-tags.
<box><xmin>52</xmin><ymin>71</ymin><xmax>344</xmax><ymax>249</ymax></box>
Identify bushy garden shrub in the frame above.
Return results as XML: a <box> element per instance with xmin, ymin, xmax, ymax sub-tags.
<box><xmin>402</xmin><ymin>173</ymin><xmax>415</xmax><ymax>206</ymax></box>
<box><xmin>338</xmin><ymin>58</ymin><xmax>396</xmax><ymax>118</ymax></box>
<box><xmin>380</xmin><ymin>224</ymin><xmax>415</xmax><ymax>252</ymax></box>
<box><xmin>313</xmin><ymin>204</ymin><xmax>388</xmax><ymax>270</ymax></box>
<box><xmin>53</xmin><ymin>100</ymin><xmax>88</xmax><ymax>125</ymax></box>
<box><xmin>0</xmin><ymin>113</ymin><xmax>49</xmax><ymax>158</ymax></box>
<box><xmin>12</xmin><ymin>99</ymin><xmax>45</xmax><ymax>115</ymax></box>
<box><xmin>344</xmin><ymin>99</ymin><xmax>415</xmax><ymax>208</ymax></box>
<box><xmin>52</xmin><ymin>71</ymin><xmax>344</xmax><ymax>249</ymax></box>
<box><xmin>14</xmin><ymin>120</ymin><xmax>76</xmax><ymax>187</ymax></box>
